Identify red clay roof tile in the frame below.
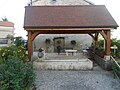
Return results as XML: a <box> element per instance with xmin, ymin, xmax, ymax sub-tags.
<box><xmin>0</xmin><ymin>21</ymin><xmax>14</xmax><ymax>27</ymax></box>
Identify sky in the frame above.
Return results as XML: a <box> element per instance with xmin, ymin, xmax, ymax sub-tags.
<box><xmin>90</xmin><ymin>0</ymin><xmax>120</xmax><ymax>39</ymax></box>
<box><xmin>0</xmin><ymin>0</ymin><xmax>120</xmax><ymax>39</ymax></box>
<box><xmin>0</xmin><ymin>0</ymin><xmax>28</xmax><ymax>39</ymax></box>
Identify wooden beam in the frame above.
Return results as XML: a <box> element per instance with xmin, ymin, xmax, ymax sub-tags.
<box><xmin>100</xmin><ymin>30</ymin><xmax>110</xmax><ymax>56</ymax></box>
<box><xmin>99</xmin><ymin>31</ymin><xmax>107</xmax><ymax>40</ymax></box>
<box><xmin>26</xmin><ymin>30</ymin><xmax>98</xmax><ymax>34</ymax></box>
<box><xmin>95</xmin><ymin>33</ymin><xmax>99</xmax><ymax>40</ymax></box>
<box><xmin>27</xmin><ymin>31</ymin><xmax>32</xmax><ymax>61</ymax></box>
<box><xmin>104</xmin><ymin>30</ymin><xmax>110</xmax><ymax>56</ymax></box>
<box><xmin>25</xmin><ymin>28</ymin><xmax>111</xmax><ymax>31</ymax></box>
<box><xmin>88</xmin><ymin>33</ymin><xmax>95</xmax><ymax>40</ymax></box>
<box><xmin>31</xmin><ymin>32</ymin><xmax>40</xmax><ymax>41</ymax></box>
<box><xmin>95</xmin><ymin>32</ymin><xmax>99</xmax><ymax>46</ymax></box>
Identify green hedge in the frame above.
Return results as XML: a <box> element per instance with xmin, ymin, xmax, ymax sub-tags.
<box><xmin>0</xmin><ymin>46</ymin><xmax>35</xmax><ymax>90</ymax></box>
<box><xmin>0</xmin><ymin>45</ymin><xmax>26</xmax><ymax>62</ymax></box>
<box><xmin>0</xmin><ymin>57</ymin><xmax>35</xmax><ymax>90</ymax></box>
<box><xmin>112</xmin><ymin>60</ymin><xmax>120</xmax><ymax>79</ymax></box>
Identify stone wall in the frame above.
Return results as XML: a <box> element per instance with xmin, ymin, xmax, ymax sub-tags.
<box><xmin>33</xmin><ymin>34</ymin><xmax>92</xmax><ymax>52</ymax></box>
<box><xmin>88</xmin><ymin>50</ymin><xmax>112</xmax><ymax>70</ymax></box>
<box><xmin>32</xmin><ymin>0</ymin><xmax>92</xmax><ymax>6</ymax></box>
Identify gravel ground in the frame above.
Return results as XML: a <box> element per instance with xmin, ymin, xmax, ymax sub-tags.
<box><xmin>35</xmin><ymin>66</ymin><xmax>120</xmax><ymax>90</ymax></box>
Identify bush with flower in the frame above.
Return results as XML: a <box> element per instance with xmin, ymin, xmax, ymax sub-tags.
<box><xmin>0</xmin><ymin>45</ymin><xmax>36</xmax><ymax>89</ymax></box>
<box><xmin>0</xmin><ymin>45</ymin><xmax>26</xmax><ymax>62</ymax></box>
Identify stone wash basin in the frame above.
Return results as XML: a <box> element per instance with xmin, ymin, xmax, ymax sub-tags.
<box><xmin>33</xmin><ymin>59</ymin><xmax>93</xmax><ymax>70</ymax></box>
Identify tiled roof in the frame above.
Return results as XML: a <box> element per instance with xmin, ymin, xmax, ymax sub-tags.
<box><xmin>0</xmin><ymin>21</ymin><xmax>14</xmax><ymax>27</ymax></box>
<box><xmin>84</xmin><ymin>0</ymin><xmax>94</xmax><ymax>5</ymax></box>
<box><xmin>24</xmin><ymin>5</ymin><xmax>118</xmax><ymax>29</ymax></box>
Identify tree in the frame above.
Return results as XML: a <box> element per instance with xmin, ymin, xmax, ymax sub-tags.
<box><xmin>6</xmin><ymin>34</ymin><xmax>14</xmax><ymax>39</ymax></box>
<box><xmin>1</xmin><ymin>16</ymin><xmax>8</xmax><ymax>21</ymax></box>
<box><xmin>71</xmin><ymin>40</ymin><xmax>76</xmax><ymax>46</ymax></box>
<box><xmin>14</xmin><ymin>37</ymin><xmax>24</xmax><ymax>47</ymax></box>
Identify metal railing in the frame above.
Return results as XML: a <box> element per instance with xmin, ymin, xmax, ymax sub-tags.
<box><xmin>111</xmin><ymin>56</ymin><xmax>120</xmax><ymax>79</ymax></box>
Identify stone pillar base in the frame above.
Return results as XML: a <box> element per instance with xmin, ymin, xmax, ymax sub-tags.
<box><xmin>103</xmin><ymin>55</ymin><xmax>111</xmax><ymax>70</ymax></box>
<box><xmin>104</xmin><ymin>55</ymin><xmax>110</xmax><ymax>61</ymax></box>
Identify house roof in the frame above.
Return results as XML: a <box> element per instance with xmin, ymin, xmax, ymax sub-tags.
<box><xmin>24</xmin><ymin>5</ymin><xmax>118</xmax><ymax>29</ymax></box>
<box><xmin>0</xmin><ymin>21</ymin><xmax>14</xmax><ymax>27</ymax></box>
<box><xmin>84</xmin><ymin>0</ymin><xmax>94</xmax><ymax>5</ymax></box>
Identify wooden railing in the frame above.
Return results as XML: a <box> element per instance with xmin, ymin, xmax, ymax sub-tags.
<box><xmin>111</xmin><ymin>56</ymin><xmax>120</xmax><ymax>79</ymax></box>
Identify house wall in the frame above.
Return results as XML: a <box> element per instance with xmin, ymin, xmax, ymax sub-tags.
<box><xmin>34</xmin><ymin>34</ymin><xmax>92</xmax><ymax>53</ymax></box>
<box><xmin>32</xmin><ymin>0</ymin><xmax>93</xmax><ymax>52</ymax></box>
<box><xmin>32</xmin><ymin>0</ymin><xmax>92</xmax><ymax>5</ymax></box>
<box><xmin>0</xmin><ymin>26</ymin><xmax>14</xmax><ymax>38</ymax></box>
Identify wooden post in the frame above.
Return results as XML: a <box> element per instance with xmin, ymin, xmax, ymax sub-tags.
<box><xmin>105</xmin><ymin>30</ymin><xmax>110</xmax><ymax>55</ymax></box>
<box><xmin>27</xmin><ymin>31</ymin><xmax>32</xmax><ymax>61</ymax></box>
<box><xmin>95</xmin><ymin>33</ymin><xmax>99</xmax><ymax>46</ymax></box>
<box><xmin>104</xmin><ymin>30</ymin><xmax>110</xmax><ymax>60</ymax></box>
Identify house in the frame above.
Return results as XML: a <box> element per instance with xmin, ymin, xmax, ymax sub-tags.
<box><xmin>28</xmin><ymin>0</ymin><xmax>94</xmax><ymax>53</ymax></box>
<box><xmin>0</xmin><ymin>21</ymin><xmax>14</xmax><ymax>38</ymax></box>
<box><xmin>30</xmin><ymin>0</ymin><xmax>93</xmax><ymax>5</ymax></box>
<box><xmin>0</xmin><ymin>21</ymin><xmax>14</xmax><ymax>46</ymax></box>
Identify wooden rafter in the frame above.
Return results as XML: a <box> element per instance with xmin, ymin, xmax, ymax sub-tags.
<box><xmin>99</xmin><ymin>31</ymin><xmax>107</xmax><ymax>40</ymax></box>
<box><xmin>88</xmin><ymin>33</ymin><xmax>95</xmax><ymax>40</ymax></box>
<box><xmin>95</xmin><ymin>32</ymin><xmax>99</xmax><ymax>40</ymax></box>
<box><xmin>31</xmin><ymin>32</ymin><xmax>40</xmax><ymax>41</ymax></box>
<box><xmin>94</xmin><ymin>32</ymin><xmax>99</xmax><ymax>46</ymax></box>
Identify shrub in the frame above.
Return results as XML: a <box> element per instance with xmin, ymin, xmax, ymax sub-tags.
<box><xmin>0</xmin><ymin>57</ymin><xmax>35</xmax><ymax>90</ymax></box>
<box><xmin>45</xmin><ymin>39</ymin><xmax>51</xmax><ymax>44</ymax></box>
<box><xmin>112</xmin><ymin>61</ymin><xmax>120</xmax><ymax>79</ymax></box>
<box><xmin>6</xmin><ymin>34</ymin><xmax>14</xmax><ymax>39</ymax></box>
<box><xmin>71</xmin><ymin>40</ymin><xmax>76</xmax><ymax>46</ymax></box>
<box><xmin>14</xmin><ymin>37</ymin><xmax>24</xmax><ymax>47</ymax></box>
<box><xmin>97</xmin><ymin>39</ymin><xmax>104</xmax><ymax>47</ymax></box>
<box><xmin>0</xmin><ymin>45</ymin><xmax>27</xmax><ymax>62</ymax></box>
<box><xmin>97</xmin><ymin>38</ymin><xmax>120</xmax><ymax>57</ymax></box>
<box><xmin>56</xmin><ymin>40</ymin><xmax>61</xmax><ymax>44</ymax></box>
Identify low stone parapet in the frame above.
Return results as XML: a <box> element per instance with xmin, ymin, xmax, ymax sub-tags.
<box><xmin>33</xmin><ymin>59</ymin><xmax>93</xmax><ymax>70</ymax></box>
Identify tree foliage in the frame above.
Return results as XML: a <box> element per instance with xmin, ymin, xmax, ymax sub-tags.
<box><xmin>1</xmin><ymin>17</ymin><xmax>8</xmax><ymax>21</ymax></box>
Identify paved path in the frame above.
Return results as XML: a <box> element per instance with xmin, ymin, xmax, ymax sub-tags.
<box><xmin>35</xmin><ymin>65</ymin><xmax>120</xmax><ymax>90</ymax></box>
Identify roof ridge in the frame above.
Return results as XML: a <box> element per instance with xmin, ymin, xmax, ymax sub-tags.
<box><xmin>84</xmin><ymin>0</ymin><xmax>94</xmax><ymax>5</ymax></box>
